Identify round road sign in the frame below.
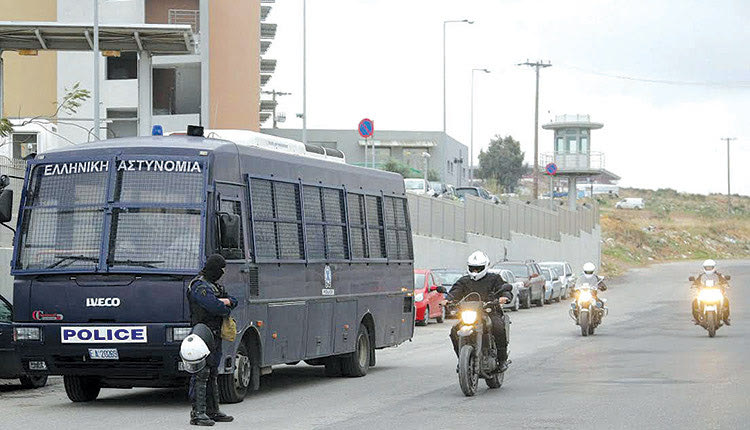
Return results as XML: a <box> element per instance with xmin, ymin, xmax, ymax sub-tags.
<box><xmin>545</xmin><ymin>163</ymin><xmax>558</xmax><ymax>176</ymax></box>
<box><xmin>358</xmin><ymin>118</ymin><xmax>374</xmax><ymax>138</ymax></box>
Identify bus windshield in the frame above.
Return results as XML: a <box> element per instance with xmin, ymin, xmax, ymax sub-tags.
<box><xmin>15</xmin><ymin>159</ymin><xmax>205</xmax><ymax>272</ymax></box>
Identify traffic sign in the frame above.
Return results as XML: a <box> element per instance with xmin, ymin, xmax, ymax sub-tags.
<box><xmin>545</xmin><ymin>163</ymin><xmax>558</xmax><ymax>176</ymax></box>
<box><xmin>358</xmin><ymin>118</ymin><xmax>374</xmax><ymax>138</ymax></box>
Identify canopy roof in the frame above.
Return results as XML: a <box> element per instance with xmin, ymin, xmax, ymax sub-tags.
<box><xmin>0</xmin><ymin>21</ymin><xmax>194</xmax><ymax>55</ymax></box>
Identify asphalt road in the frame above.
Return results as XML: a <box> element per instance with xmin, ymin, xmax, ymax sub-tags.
<box><xmin>1</xmin><ymin>260</ymin><xmax>748</xmax><ymax>430</ymax></box>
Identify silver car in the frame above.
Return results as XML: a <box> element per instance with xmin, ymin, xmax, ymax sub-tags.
<box><xmin>539</xmin><ymin>261</ymin><xmax>576</xmax><ymax>299</ymax></box>
<box><xmin>541</xmin><ymin>268</ymin><xmax>564</xmax><ymax>303</ymax></box>
<box><xmin>490</xmin><ymin>269</ymin><xmax>523</xmax><ymax>312</ymax></box>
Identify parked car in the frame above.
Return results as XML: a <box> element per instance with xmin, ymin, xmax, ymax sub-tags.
<box><xmin>539</xmin><ymin>261</ymin><xmax>575</xmax><ymax>299</ymax></box>
<box><xmin>615</xmin><ymin>197</ymin><xmax>644</xmax><ymax>209</ymax></box>
<box><xmin>541</xmin><ymin>268</ymin><xmax>563</xmax><ymax>303</ymax></box>
<box><xmin>495</xmin><ymin>269</ymin><xmax>523</xmax><ymax>312</ymax></box>
<box><xmin>0</xmin><ymin>295</ymin><xmax>48</xmax><ymax>388</ymax></box>
<box><xmin>491</xmin><ymin>260</ymin><xmax>546</xmax><ymax>308</ymax></box>
<box><xmin>455</xmin><ymin>186</ymin><xmax>493</xmax><ymax>202</ymax></box>
<box><xmin>414</xmin><ymin>269</ymin><xmax>446</xmax><ymax>325</ymax></box>
<box><xmin>405</xmin><ymin>178</ymin><xmax>437</xmax><ymax>197</ymax></box>
<box><xmin>431</xmin><ymin>268</ymin><xmax>466</xmax><ymax>318</ymax></box>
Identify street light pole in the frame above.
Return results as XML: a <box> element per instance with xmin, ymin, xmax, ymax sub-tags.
<box><xmin>302</xmin><ymin>0</ymin><xmax>307</xmax><ymax>145</ymax></box>
<box><xmin>721</xmin><ymin>137</ymin><xmax>736</xmax><ymax>213</ymax></box>
<box><xmin>422</xmin><ymin>152</ymin><xmax>431</xmax><ymax>184</ymax></box>
<box><xmin>442</xmin><ymin>19</ymin><xmax>473</xmax><ymax>135</ymax></box>
<box><xmin>93</xmin><ymin>0</ymin><xmax>100</xmax><ymax>140</ymax></box>
<box><xmin>470</xmin><ymin>68</ymin><xmax>490</xmax><ymax>185</ymax></box>
<box><xmin>518</xmin><ymin>60</ymin><xmax>552</xmax><ymax>199</ymax></box>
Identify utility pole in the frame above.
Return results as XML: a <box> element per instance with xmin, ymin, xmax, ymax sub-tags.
<box><xmin>261</xmin><ymin>90</ymin><xmax>291</xmax><ymax>128</ymax></box>
<box><xmin>93</xmin><ymin>0</ymin><xmax>100</xmax><ymax>139</ymax></box>
<box><xmin>721</xmin><ymin>137</ymin><xmax>736</xmax><ymax>213</ymax></box>
<box><xmin>470</xmin><ymin>68</ymin><xmax>490</xmax><ymax>185</ymax></box>
<box><xmin>302</xmin><ymin>0</ymin><xmax>307</xmax><ymax>145</ymax></box>
<box><xmin>442</xmin><ymin>19</ymin><xmax>473</xmax><ymax>134</ymax></box>
<box><xmin>518</xmin><ymin>60</ymin><xmax>552</xmax><ymax>199</ymax></box>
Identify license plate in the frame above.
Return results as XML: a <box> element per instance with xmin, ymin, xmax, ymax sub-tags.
<box><xmin>88</xmin><ymin>348</ymin><xmax>119</xmax><ymax>360</ymax></box>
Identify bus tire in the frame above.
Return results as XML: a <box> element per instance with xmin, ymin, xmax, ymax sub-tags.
<box><xmin>219</xmin><ymin>342</ymin><xmax>251</xmax><ymax>404</ymax></box>
<box><xmin>63</xmin><ymin>376</ymin><xmax>101</xmax><ymax>402</ymax></box>
<box><xmin>341</xmin><ymin>323</ymin><xmax>370</xmax><ymax>377</ymax></box>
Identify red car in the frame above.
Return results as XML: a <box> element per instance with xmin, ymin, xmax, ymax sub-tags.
<box><xmin>414</xmin><ymin>269</ymin><xmax>446</xmax><ymax>326</ymax></box>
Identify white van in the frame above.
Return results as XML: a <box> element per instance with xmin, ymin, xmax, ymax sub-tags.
<box><xmin>615</xmin><ymin>197</ymin><xmax>645</xmax><ymax>210</ymax></box>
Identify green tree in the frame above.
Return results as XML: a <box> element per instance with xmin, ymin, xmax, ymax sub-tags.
<box><xmin>0</xmin><ymin>83</ymin><xmax>91</xmax><ymax>138</ymax></box>
<box><xmin>476</xmin><ymin>135</ymin><xmax>526</xmax><ymax>193</ymax></box>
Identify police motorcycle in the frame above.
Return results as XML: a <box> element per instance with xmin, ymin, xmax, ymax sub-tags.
<box><xmin>569</xmin><ymin>278</ymin><xmax>607</xmax><ymax>336</ymax></box>
<box><xmin>441</xmin><ymin>289</ymin><xmax>508</xmax><ymax>396</ymax></box>
<box><xmin>689</xmin><ymin>275</ymin><xmax>730</xmax><ymax>338</ymax></box>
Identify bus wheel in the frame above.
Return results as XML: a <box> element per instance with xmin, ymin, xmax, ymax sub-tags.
<box><xmin>63</xmin><ymin>376</ymin><xmax>101</xmax><ymax>402</ymax></box>
<box><xmin>219</xmin><ymin>343</ymin><xmax>251</xmax><ymax>404</ymax></box>
<box><xmin>341</xmin><ymin>323</ymin><xmax>371</xmax><ymax>377</ymax></box>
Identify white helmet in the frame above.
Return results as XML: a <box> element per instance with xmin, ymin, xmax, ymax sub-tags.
<box><xmin>180</xmin><ymin>334</ymin><xmax>211</xmax><ymax>374</ymax></box>
<box><xmin>467</xmin><ymin>251</ymin><xmax>490</xmax><ymax>281</ymax></box>
<box><xmin>702</xmin><ymin>259</ymin><xmax>716</xmax><ymax>275</ymax></box>
<box><xmin>583</xmin><ymin>262</ymin><xmax>596</xmax><ymax>275</ymax></box>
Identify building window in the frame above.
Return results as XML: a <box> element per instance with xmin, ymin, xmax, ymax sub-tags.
<box><xmin>580</xmin><ymin>137</ymin><xmax>589</xmax><ymax>154</ymax></box>
<box><xmin>106</xmin><ymin>52</ymin><xmax>137</xmax><ymax>80</ymax></box>
<box><xmin>12</xmin><ymin>133</ymin><xmax>37</xmax><ymax>160</ymax></box>
<box><xmin>168</xmin><ymin>9</ymin><xmax>200</xmax><ymax>32</ymax></box>
<box><xmin>556</xmin><ymin>137</ymin><xmax>564</xmax><ymax>153</ymax></box>
<box><xmin>568</xmin><ymin>137</ymin><xmax>578</xmax><ymax>154</ymax></box>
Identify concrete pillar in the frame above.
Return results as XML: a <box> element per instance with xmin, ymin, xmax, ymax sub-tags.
<box><xmin>137</xmin><ymin>50</ymin><xmax>152</xmax><ymax>136</ymax></box>
<box><xmin>0</xmin><ymin>52</ymin><xmax>4</xmax><ymax>118</ymax></box>
<box><xmin>568</xmin><ymin>176</ymin><xmax>577</xmax><ymax>210</ymax></box>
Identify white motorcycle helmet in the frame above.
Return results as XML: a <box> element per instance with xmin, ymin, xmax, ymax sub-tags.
<box><xmin>702</xmin><ymin>259</ymin><xmax>716</xmax><ymax>275</ymax></box>
<box><xmin>467</xmin><ymin>251</ymin><xmax>490</xmax><ymax>281</ymax></box>
<box><xmin>180</xmin><ymin>324</ymin><xmax>214</xmax><ymax>374</ymax></box>
<box><xmin>583</xmin><ymin>262</ymin><xmax>596</xmax><ymax>275</ymax></box>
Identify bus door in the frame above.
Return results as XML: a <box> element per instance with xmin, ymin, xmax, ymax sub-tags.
<box><xmin>214</xmin><ymin>183</ymin><xmax>253</xmax><ymax>341</ymax></box>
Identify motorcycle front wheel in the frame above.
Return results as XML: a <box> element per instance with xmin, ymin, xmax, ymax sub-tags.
<box><xmin>706</xmin><ymin>311</ymin><xmax>717</xmax><ymax>338</ymax></box>
<box><xmin>579</xmin><ymin>312</ymin><xmax>589</xmax><ymax>337</ymax></box>
<box><xmin>458</xmin><ymin>345</ymin><xmax>479</xmax><ymax>396</ymax></box>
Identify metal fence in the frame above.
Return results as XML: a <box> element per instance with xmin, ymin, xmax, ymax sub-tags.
<box><xmin>407</xmin><ymin>193</ymin><xmax>598</xmax><ymax>243</ymax></box>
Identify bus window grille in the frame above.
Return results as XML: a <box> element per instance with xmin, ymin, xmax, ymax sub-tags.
<box><xmin>365</xmin><ymin>196</ymin><xmax>386</xmax><ymax>258</ymax></box>
<box><xmin>347</xmin><ymin>193</ymin><xmax>367</xmax><ymax>258</ymax></box>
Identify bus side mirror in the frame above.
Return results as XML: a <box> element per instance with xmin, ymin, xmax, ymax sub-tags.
<box><xmin>218</xmin><ymin>213</ymin><xmax>241</xmax><ymax>250</ymax></box>
<box><xmin>0</xmin><ymin>189</ymin><xmax>13</xmax><ymax>223</ymax></box>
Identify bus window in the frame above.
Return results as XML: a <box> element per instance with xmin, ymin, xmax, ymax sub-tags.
<box><xmin>218</xmin><ymin>199</ymin><xmax>246</xmax><ymax>260</ymax></box>
<box><xmin>250</xmin><ymin>179</ymin><xmax>303</xmax><ymax>261</ymax></box>
<box><xmin>384</xmin><ymin>197</ymin><xmax>412</xmax><ymax>261</ymax></box>
<box><xmin>347</xmin><ymin>193</ymin><xmax>367</xmax><ymax>259</ymax></box>
<box><xmin>365</xmin><ymin>196</ymin><xmax>386</xmax><ymax>259</ymax></box>
<box><xmin>303</xmin><ymin>186</ymin><xmax>348</xmax><ymax>261</ymax></box>
<box><xmin>303</xmin><ymin>185</ymin><xmax>325</xmax><ymax>260</ymax></box>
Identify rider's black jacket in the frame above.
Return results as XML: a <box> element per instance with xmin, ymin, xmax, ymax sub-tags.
<box><xmin>450</xmin><ymin>272</ymin><xmax>513</xmax><ymax>304</ymax></box>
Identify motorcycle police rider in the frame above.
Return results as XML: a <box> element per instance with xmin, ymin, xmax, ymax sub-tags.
<box><xmin>448</xmin><ymin>251</ymin><xmax>513</xmax><ymax>372</ymax></box>
<box><xmin>691</xmin><ymin>259</ymin><xmax>731</xmax><ymax>326</ymax></box>
<box><xmin>576</xmin><ymin>262</ymin><xmax>607</xmax><ymax>309</ymax></box>
<box><xmin>185</xmin><ymin>254</ymin><xmax>238</xmax><ymax>426</ymax></box>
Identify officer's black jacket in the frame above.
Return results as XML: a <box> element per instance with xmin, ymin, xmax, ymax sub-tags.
<box><xmin>450</xmin><ymin>272</ymin><xmax>513</xmax><ymax>303</ymax></box>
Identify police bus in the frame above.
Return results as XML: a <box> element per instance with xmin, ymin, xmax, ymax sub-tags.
<box><xmin>4</xmin><ymin>129</ymin><xmax>414</xmax><ymax>403</ymax></box>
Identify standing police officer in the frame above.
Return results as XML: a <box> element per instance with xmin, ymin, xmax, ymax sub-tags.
<box><xmin>186</xmin><ymin>254</ymin><xmax>238</xmax><ymax>426</ymax></box>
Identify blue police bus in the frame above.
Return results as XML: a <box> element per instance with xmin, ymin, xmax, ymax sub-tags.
<box><xmin>4</xmin><ymin>129</ymin><xmax>414</xmax><ymax>402</ymax></box>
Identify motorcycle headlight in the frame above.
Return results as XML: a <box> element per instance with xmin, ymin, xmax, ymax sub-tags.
<box><xmin>414</xmin><ymin>293</ymin><xmax>424</xmax><ymax>302</ymax></box>
<box><xmin>698</xmin><ymin>288</ymin><xmax>722</xmax><ymax>303</ymax></box>
<box><xmin>461</xmin><ymin>310</ymin><xmax>478</xmax><ymax>325</ymax></box>
<box><xmin>577</xmin><ymin>290</ymin><xmax>593</xmax><ymax>304</ymax></box>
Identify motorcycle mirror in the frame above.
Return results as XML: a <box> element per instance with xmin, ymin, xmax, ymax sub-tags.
<box><xmin>436</xmin><ymin>286</ymin><xmax>447</xmax><ymax>294</ymax></box>
<box><xmin>688</xmin><ymin>276</ymin><xmax>695</xmax><ymax>282</ymax></box>
<box><xmin>725</xmin><ymin>275</ymin><xmax>731</xmax><ymax>281</ymax></box>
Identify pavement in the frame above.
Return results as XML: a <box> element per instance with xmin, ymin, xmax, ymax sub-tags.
<box><xmin>1</xmin><ymin>260</ymin><xmax>748</xmax><ymax>429</ymax></box>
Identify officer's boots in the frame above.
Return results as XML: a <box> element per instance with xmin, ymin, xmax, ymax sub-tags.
<box><xmin>207</xmin><ymin>375</ymin><xmax>234</xmax><ymax>422</ymax></box>
<box><xmin>191</xmin><ymin>370</ymin><xmax>215</xmax><ymax>426</ymax></box>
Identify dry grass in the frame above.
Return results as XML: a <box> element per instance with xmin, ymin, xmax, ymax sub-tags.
<box><xmin>596</xmin><ymin>188</ymin><xmax>750</xmax><ymax>277</ymax></box>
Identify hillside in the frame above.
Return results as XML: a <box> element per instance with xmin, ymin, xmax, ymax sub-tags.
<box><xmin>596</xmin><ymin>188</ymin><xmax>750</xmax><ymax>277</ymax></box>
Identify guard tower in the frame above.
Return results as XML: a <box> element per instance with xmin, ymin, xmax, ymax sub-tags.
<box><xmin>542</xmin><ymin>114</ymin><xmax>616</xmax><ymax>209</ymax></box>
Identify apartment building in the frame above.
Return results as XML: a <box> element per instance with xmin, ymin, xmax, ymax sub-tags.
<box><xmin>0</xmin><ymin>0</ymin><xmax>277</xmax><ymax>154</ymax></box>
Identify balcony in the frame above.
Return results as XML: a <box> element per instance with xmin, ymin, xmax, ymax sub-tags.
<box><xmin>260</xmin><ymin>58</ymin><xmax>277</xmax><ymax>74</ymax></box>
<box><xmin>261</xmin><ymin>23</ymin><xmax>277</xmax><ymax>39</ymax></box>
<box><xmin>168</xmin><ymin>9</ymin><xmax>199</xmax><ymax>33</ymax></box>
<box><xmin>540</xmin><ymin>152</ymin><xmax>605</xmax><ymax>173</ymax></box>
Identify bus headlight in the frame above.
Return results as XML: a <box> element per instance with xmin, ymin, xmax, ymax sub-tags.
<box><xmin>461</xmin><ymin>310</ymin><xmax>478</xmax><ymax>325</ymax></box>
<box><xmin>414</xmin><ymin>293</ymin><xmax>424</xmax><ymax>302</ymax></box>
<box><xmin>14</xmin><ymin>327</ymin><xmax>41</xmax><ymax>341</ymax></box>
<box><xmin>168</xmin><ymin>327</ymin><xmax>192</xmax><ymax>343</ymax></box>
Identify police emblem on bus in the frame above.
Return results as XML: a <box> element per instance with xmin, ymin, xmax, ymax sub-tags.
<box><xmin>86</xmin><ymin>298</ymin><xmax>121</xmax><ymax>307</ymax></box>
<box><xmin>322</xmin><ymin>265</ymin><xmax>334</xmax><ymax>296</ymax></box>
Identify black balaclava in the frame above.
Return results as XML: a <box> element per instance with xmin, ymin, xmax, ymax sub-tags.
<box><xmin>203</xmin><ymin>254</ymin><xmax>226</xmax><ymax>283</ymax></box>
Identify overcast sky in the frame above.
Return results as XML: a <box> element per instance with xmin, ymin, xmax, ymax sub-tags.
<box><xmin>265</xmin><ymin>0</ymin><xmax>750</xmax><ymax>196</ymax></box>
